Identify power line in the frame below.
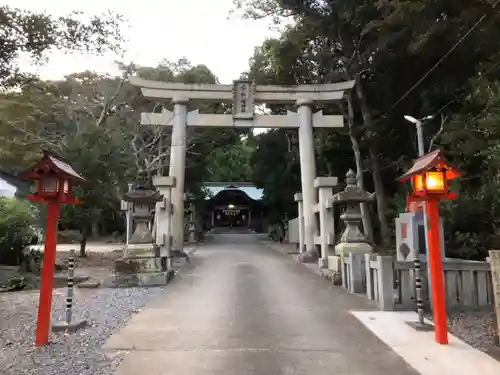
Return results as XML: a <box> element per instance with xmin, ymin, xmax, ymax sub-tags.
<box><xmin>380</xmin><ymin>0</ymin><xmax>500</xmax><ymax>119</ymax></box>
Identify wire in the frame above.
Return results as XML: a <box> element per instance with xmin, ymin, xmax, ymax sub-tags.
<box><xmin>380</xmin><ymin>0</ymin><xmax>500</xmax><ymax>119</ymax></box>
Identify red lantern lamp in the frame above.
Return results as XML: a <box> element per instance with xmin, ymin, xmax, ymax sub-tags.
<box><xmin>20</xmin><ymin>151</ymin><xmax>85</xmax><ymax>346</ymax></box>
<box><xmin>400</xmin><ymin>149</ymin><xmax>460</xmax><ymax>202</ymax></box>
<box><xmin>399</xmin><ymin>149</ymin><xmax>461</xmax><ymax>346</ymax></box>
<box><xmin>22</xmin><ymin>152</ymin><xmax>84</xmax><ymax>204</ymax></box>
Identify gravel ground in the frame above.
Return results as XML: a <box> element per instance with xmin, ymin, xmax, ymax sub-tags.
<box><xmin>0</xmin><ymin>286</ymin><xmax>166</xmax><ymax>375</ymax></box>
<box><xmin>447</xmin><ymin>310</ymin><xmax>498</xmax><ymax>351</ymax></box>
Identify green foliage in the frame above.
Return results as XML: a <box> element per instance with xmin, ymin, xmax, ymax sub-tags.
<box><xmin>205</xmin><ymin>137</ymin><xmax>254</xmax><ymax>181</ymax></box>
<box><xmin>0</xmin><ymin>197</ymin><xmax>38</xmax><ymax>265</ymax></box>
<box><xmin>250</xmin><ymin>129</ymin><xmax>300</xmax><ymax>221</ymax></box>
<box><xmin>0</xmin><ymin>6</ymin><xmax>124</xmax><ymax>88</ymax></box>
<box><xmin>6</xmin><ymin>275</ymin><xmax>26</xmax><ymax>291</ymax></box>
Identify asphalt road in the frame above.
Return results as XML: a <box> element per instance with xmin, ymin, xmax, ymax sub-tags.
<box><xmin>105</xmin><ymin>233</ymin><xmax>419</xmax><ymax>375</ymax></box>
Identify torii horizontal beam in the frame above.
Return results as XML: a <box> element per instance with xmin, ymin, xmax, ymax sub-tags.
<box><xmin>141</xmin><ymin>109</ymin><xmax>344</xmax><ymax>128</ymax></box>
<box><xmin>129</xmin><ymin>77</ymin><xmax>355</xmax><ymax>104</ymax></box>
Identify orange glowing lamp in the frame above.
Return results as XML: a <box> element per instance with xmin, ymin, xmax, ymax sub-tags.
<box><xmin>400</xmin><ymin>149</ymin><xmax>460</xmax><ymax>202</ymax></box>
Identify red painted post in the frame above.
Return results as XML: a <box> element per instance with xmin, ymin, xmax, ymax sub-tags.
<box><xmin>35</xmin><ymin>201</ymin><xmax>61</xmax><ymax>346</ymax></box>
<box><xmin>425</xmin><ymin>199</ymin><xmax>448</xmax><ymax>345</ymax></box>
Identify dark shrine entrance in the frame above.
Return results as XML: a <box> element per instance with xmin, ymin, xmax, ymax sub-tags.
<box><xmin>213</xmin><ymin>206</ymin><xmax>250</xmax><ymax>227</ymax></box>
<box><xmin>201</xmin><ymin>183</ymin><xmax>265</xmax><ymax>232</ymax></box>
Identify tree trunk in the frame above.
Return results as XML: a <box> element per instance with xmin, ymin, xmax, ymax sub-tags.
<box><xmin>80</xmin><ymin>224</ymin><xmax>89</xmax><ymax>258</ymax></box>
<box><xmin>346</xmin><ymin>94</ymin><xmax>374</xmax><ymax>244</ymax></box>
<box><xmin>368</xmin><ymin>146</ymin><xmax>391</xmax><ymax>246</ymax></box>
<box><xmin>355</xmin><ymin>76</ymin><xmax>390</xmax><ymax>247</ymax></box>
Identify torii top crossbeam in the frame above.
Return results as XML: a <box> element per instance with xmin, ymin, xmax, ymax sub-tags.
<box><xmin>129</xmin><ymin>77</ymin><xmax>355</xmax><ymax>129</ymax></box>
<box><xmin>129</xmin><ymin>77</ymin><xmax>355</xmax><ymax>104</ymax></box>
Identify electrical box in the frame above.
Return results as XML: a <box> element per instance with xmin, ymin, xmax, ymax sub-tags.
<box><xmin>395</xmin><ymin>211</ymin><xmax>445</xmax><ymax>262</ymax></box>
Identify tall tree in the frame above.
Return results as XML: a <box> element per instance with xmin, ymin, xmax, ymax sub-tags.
<box><xmin>236</xmin><ymin>0</ymin><xmax>500</xmax><ymax>249</ymax></box>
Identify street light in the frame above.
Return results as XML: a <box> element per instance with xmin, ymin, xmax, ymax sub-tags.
<box><xmin>404</xmin><ymin>115</ymin><xmax>434</xmax><ymax>157</ymax></box>
<box><xmin>404</xmin><ymin>115</ymin><xmax>433</xmax><ymax>125</ymax></box>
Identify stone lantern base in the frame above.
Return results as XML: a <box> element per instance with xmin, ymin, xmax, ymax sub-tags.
<box><xmin>104</xmin><ymin>244</ymin><xmax>174</xmax><ymax>288</ymax></box>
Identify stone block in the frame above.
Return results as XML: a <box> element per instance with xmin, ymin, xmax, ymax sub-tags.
<box><xmin>76</xmin><ymin>280</ymin><xmax>101</xmax><ymax>289</ymax></box>
<box><xmin>114</xmin><ymin>257</ymin><xmax>162</xmax><ymax>276</ymax></box>
<box><xmin>153</xmin><ymin>176</ymin><xmax>176</xmax><ymax>188</ymax></box>
<box><xmin>107</xmin><ymin>270</ymin><xmax>174</xmax><ymax>288</ymax></box>
<box><xmin>314</xmin><ymin>176</ymin><xmax>338</xmax><ymax>188</ymax></box>
<box><xmin>327</xmin><ymin>255</ymin><xmax>342</xmax><ymax>272</ymax></box>
<box><xmin>335</xmin><ymin>242</ymin><xmax>372</xmax><ymax>256</ymax></box>
<box><xmin>126</xmin><ymin>245</ymin><xmax>159</xmax><ymax>258</ymax></box>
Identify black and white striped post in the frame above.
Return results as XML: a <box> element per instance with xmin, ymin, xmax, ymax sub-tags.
<box><xmin>65</xmin><ymin>249</ymin><xmax>76</xmax><ymax>324</ymax></box>
<box><xmin>51</xmin><ymin>249</ymin><xmax>88</xmax><ymax>334</ymax></box>
<box><xmin>414</xmin><ymin>254</ymin><xmax>425</xmax><ymax>325</ymax></box>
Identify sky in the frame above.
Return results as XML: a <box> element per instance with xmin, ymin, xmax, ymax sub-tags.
<box><xmin>8</xmin><ymin>0</ymin><xmax>282</xmax><ymax>84</ymax></box>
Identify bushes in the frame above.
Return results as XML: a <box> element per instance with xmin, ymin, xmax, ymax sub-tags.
<box><xmin>441</xmin><ymin>187</ymin><xmax>500</xmax><ymax>260</ymax></box>
<box><xmin>0</xmin><ymin>197</ymin><xmax>39</xmax><ymax>265</ymax></box>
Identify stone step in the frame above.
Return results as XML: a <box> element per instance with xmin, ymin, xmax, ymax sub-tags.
<box><xmin>114</xmin><ymin>257</ymin><xmax>162</xmax><ymax>274</ymax></box>
<box><xmin>76</xmin><ymin>280</ymin><xmax>101</xmax><ymax>289</ymax></box>
<box><xmin>53</xmin><ymin>274</ymin><xmax>90</xmax><ymax>283</ymax></box>
<box><xmin>103</xmin><ymin>270</ymin><xmax>175</xmax><ymax>288</ymax></box>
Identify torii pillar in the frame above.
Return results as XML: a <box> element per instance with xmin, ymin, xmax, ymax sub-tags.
<box><xmin>296</xmin><ymin>98</ymin><xmax>318</xmax><ymax>262</ymax></box>
<box><xmin>169</xmin><ymin>97</ymin><xmax>189</xmax><ymax>251</ymax></box>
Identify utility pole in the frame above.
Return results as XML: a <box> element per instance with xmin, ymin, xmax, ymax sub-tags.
<box><xmin>403</xmin><ymin>114</ymin><xmax>433</xmax><ymax>328</ymax></box>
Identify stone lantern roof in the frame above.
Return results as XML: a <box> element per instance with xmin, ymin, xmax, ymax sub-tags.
<box><xmin>123</xmin><ymin>184</ymin><xmax>163</xmax><ymax>203</ymax></box>
<box><xmin>332</xmin><ymin>170</ymin><xmax>375</xmax><ymax>204</ymax></box>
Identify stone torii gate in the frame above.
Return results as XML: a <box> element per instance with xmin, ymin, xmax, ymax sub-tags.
<box><xmin>130</xmin><ymin>77</ymin><xmax>354</xmax><ymax>262</ymax></box>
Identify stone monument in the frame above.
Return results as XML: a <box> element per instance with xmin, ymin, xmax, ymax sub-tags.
<box><xmin>109</xmin><ymin>184</ymin><xmax>172</xmax><ymax>287</ymax></box>
<box><xmin>334</xmin><ymin>170</ymin><xmax>375</xmax><ymax>255</ymax></box>
<box><xmin>327</xmin><ymin>170</ymin><xmax>374</xmax><ymax>289</ymax></box>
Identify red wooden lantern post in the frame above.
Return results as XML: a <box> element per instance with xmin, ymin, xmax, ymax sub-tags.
<box><xmin>20</xmin><ymin>152</ymin><xmax>84</xmax><ymax>346</ymax></box>
<box><xmin>399</xmin><ymin>149</ymin><xmax>461</xmax><ymax>345</ymax></box>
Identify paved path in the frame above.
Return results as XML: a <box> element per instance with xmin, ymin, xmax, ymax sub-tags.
<box><xmin>104</xmin><ymin>233</ymin><xmax>419</xmax><ymax>375</ymax></box>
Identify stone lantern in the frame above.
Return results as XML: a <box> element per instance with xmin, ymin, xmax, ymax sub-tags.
<box><xmin>110</xmin><ymin>184</ymin><xmax>172</xmax><ymax>287</ymax></box>
<box><xmin>333</xmin><ymin>169</ymin><xmax>375</xmax><ymax>255</ymax></box>
<box><xmin>125</xmin><ymin>184</ymin><xmax>162</xmax><ymax>245</ymax></box>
